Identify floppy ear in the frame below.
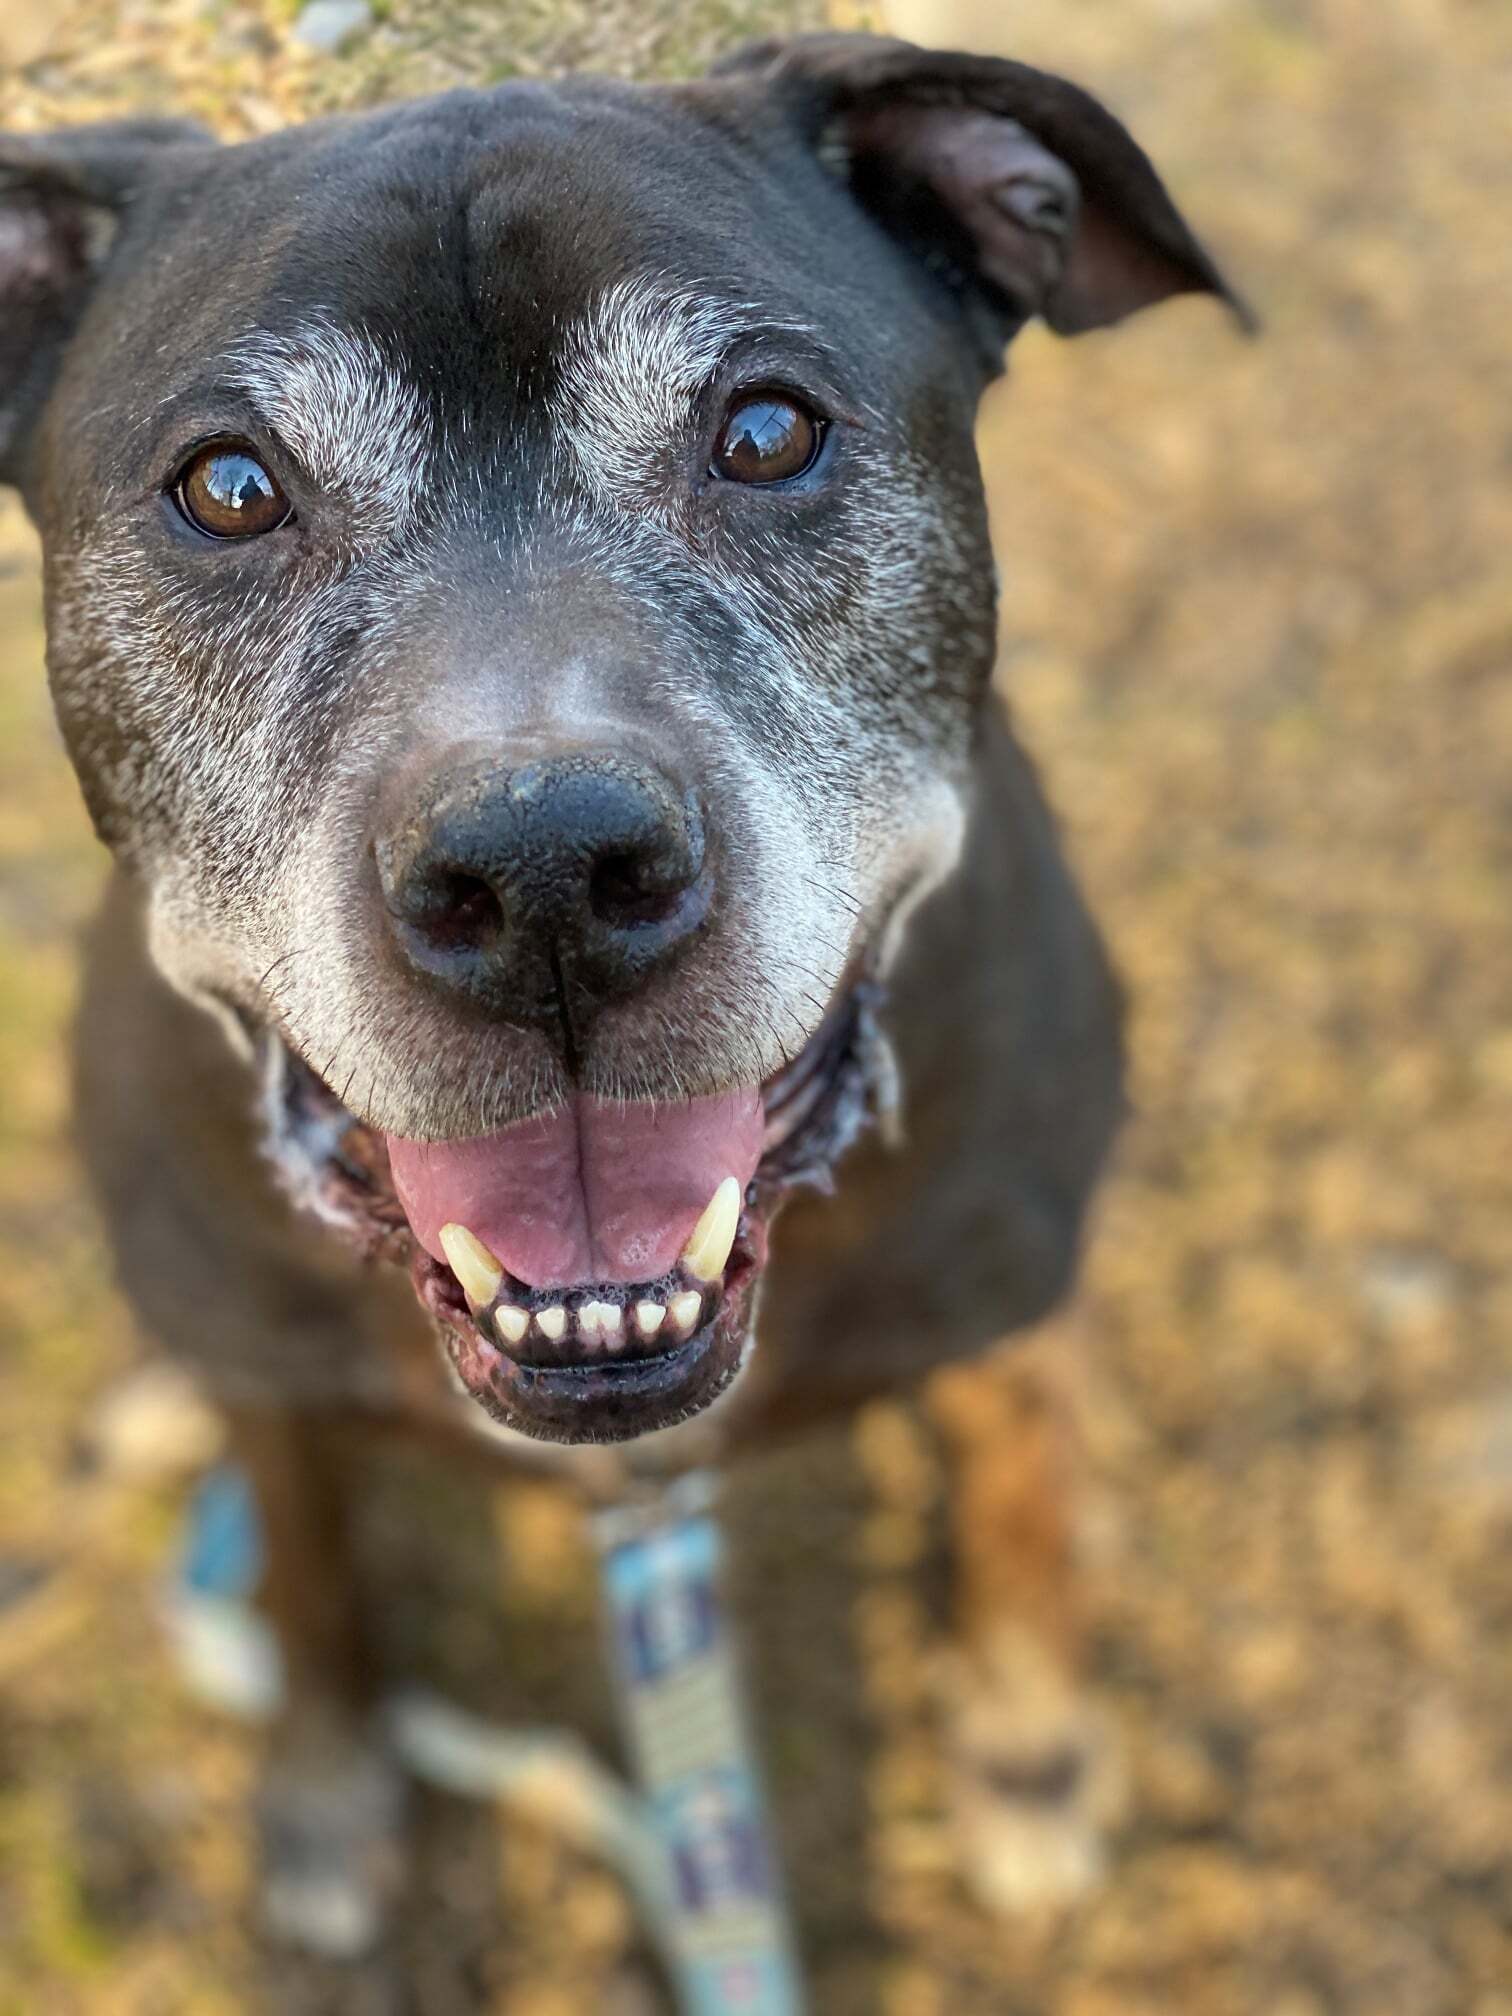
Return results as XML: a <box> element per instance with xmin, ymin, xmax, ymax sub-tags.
<box><xmin>715</xmin><ymin>33</ymin><xmax>1252</xmax><ymax>366</ymax></box>
<box><xmin>0</xmin><ymin>119</ymin><xmax>209</xmax><ymax>486</ymax></box>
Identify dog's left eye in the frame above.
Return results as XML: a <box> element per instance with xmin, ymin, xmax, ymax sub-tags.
<box><xmin>711</xmin><ymin>394</ymin><xmax>825</xmax><ymax>485</ymax></box>
<box><xmin>173</xmin><ymin>443</ymin><xmax>292</xmax><ymax>539</ymax></box>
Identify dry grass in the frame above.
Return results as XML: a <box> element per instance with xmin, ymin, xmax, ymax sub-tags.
<box><xmin>2</xmin><ymin>0</ymin><xmax>1510</xmax><ymax>2009</ymax></box>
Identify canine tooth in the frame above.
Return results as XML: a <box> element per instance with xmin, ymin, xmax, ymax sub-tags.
<box><xmin>634</xmin><ymin>1301</ymin><xmax>666</xmax><ymax>1340</ymax></box>
<box><xmin>669</xmin><ymin>1290</ymin><xmax>704</xmax><ymax>1338</ymax></box>
<box><xmin>439</xmin><ymin>1223</ymin><xmax>503</xmax><ymax>1307</ymax></box>
<box><xmin>494</xmin><ymin>1305</ymin><xmax>529</xmax><ymax>1346</ymax></box>
<box><xmin>680</xmin><ymin>1176</ymin><xmax>741</xmax><ymax>1283</ymax></box>
<box><xmin>535</xmin><ymin>1304</ymin><xmax>566</xmax><ymax>1341</ymax></box>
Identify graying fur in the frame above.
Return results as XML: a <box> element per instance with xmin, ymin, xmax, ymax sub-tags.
<box><xmin>42</xmin><ymin>263</ymin><xmax>983</xmax><ymax>1142</ymax></box>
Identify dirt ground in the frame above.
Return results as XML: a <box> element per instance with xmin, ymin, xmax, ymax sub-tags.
<box><xmin>2</xmin><ymin>0</ymin><xmax>1510</xmax><ymax>2011</ymax></box>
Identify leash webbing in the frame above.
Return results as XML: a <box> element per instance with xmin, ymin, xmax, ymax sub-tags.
<box><xmin>593</xmin><ymin>1474</ymin><xmax>806</xmax><ymax>2016</ymax></box>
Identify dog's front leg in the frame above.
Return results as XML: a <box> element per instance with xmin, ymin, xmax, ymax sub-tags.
<box><xmin>928</xmin><ymin>1345</ymin><xmax>1125</xmax><ymax>1920</ymax></box>
<box><xmin>226</xmin><ymin>1405</ymin><xmax>407</xmax><ymax>1960</ymax></box>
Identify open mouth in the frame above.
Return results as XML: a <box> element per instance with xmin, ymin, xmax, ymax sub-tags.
<box><xmin>258</xmin><ymin>983</ymin><xmax>895</xmax><ymax>1443</ymax></box>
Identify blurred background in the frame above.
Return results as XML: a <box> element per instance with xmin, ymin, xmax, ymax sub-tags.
<box><xmin>2</xmin><ymin>0</ymin><xmax>1509</xmax><ymax>2010</ymax></box>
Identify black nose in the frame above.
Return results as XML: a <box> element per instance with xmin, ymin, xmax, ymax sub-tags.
<box><xmin>377</xmin><ymin>752</ymin><xmax>710</xmax><ymax>1038</ymax></box>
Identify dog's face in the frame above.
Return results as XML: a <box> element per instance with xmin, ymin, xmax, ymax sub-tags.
<box><xmin>1</xmin><ymin>35</ymin><xmax>1240</xmax><ymax>1441</ymax></box>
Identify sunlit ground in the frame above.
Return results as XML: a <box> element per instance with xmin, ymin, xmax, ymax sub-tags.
<box><xmin>1</xmin><ymin>0</ymin><xmax>1510</xmax><ymax>2009</ymax></box>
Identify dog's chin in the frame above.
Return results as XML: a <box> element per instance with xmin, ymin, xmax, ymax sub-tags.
<box><xmin>256</xmin><ymin>981</ymin><xmax>895</xmax><ymax>1444</ymax></box>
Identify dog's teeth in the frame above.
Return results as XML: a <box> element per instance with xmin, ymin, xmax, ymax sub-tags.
<box><xmin>439</xmin><ymin>1223</ymin><xmax>503</xmax><ymax>1307</ymax></box>
<box><xmin>634</xmin><ymin>1301</ymin><xmax>666</xmax><ymax>1340</ymax></box>
<box><xmin>669</xmin><ymin>1290</ymin><xmax>704</xmax><ymax>1339</ymax></box>
<box><xmin>535</xmin><ymin>1304</ymin><xmax>566</xmax><ymax>1341</ymax></box>
<box><xmin>494</xmin><ymin>1304</ymin><xmax>529</xmax><ymax>1346</ymax></box>
<box><xmin>583</xmin><ymin>1301</ymin><xmax>624</xmax><ymax>1351</ymax></box>
<box><xmin>680</xmin><ymin>1176</ymin><xmax>741</xmax><ymax>1283</ymax></box>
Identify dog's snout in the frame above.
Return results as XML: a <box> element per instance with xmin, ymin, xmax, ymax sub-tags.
<box><xmin>377</xmin><ymin>752</ymin><xmax>710</xmax><ymax>1036</ymax></box>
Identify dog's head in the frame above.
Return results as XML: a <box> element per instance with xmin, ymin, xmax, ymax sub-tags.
<box><xmin>2</xmin><ymin>35</ymin><xmax>1243</xmax><ymax>1442</ymax></box>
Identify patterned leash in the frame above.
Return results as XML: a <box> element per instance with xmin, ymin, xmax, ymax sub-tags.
<box><xmin>593</xmin><ymin>1475</ymin><xmax>804</xmax><ymax>2014</ymax></box>
<box><xmin>168</xmin><ymin>1462</ymin><xmax>806</xmax><ymax>2014</ymax></box>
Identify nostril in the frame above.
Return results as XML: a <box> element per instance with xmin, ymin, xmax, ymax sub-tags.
<box><xmin>391</xmin><ymin>866</ymin><xmax>506</xmax><ymax>953</ymax></box>
<box><xmin>587</xmin><ymin>790</ymin><xmax>707</xmax><ymax>933</ymax></box>
<box><xmin>433</xmin><ymin>872</ymin><xmax>505</xmax><ymax>948</ymax></box>
<box><xmin>589</xmin><ymin>851</ymin><xmax>689</xmax><ymax>927</ymax></box>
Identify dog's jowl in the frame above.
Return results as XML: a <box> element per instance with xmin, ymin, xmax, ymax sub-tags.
<box><xmin>2</xmin><ymin>32</ymin><xmax>1243</xmax><ymax>1954</ymax></box>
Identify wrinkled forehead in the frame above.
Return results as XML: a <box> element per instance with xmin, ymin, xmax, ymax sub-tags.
<box><xmin>63</xmin><ymin>79</ymin><xmax>926</xmax><ymax>488</ymax></box>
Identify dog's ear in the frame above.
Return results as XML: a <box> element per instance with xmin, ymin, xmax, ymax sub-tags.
<box><xmin>714</xmin><ymin>33</ymin><xmax>1252</xmax><ymax>366</ymax></box>
<box><xmin>0</xmin><ymin>119</ymin><xmax>210</xmax><ymax>486</ymax></box>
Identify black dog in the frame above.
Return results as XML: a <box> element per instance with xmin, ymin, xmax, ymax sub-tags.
<box><xmin>2</xmin><ymin>32</ymin><xmax>1242</xmax><ymax>1950</ymax></box>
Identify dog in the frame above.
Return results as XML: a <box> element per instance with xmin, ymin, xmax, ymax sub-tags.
<box><xmin>1</xmin><ymin>30</ymin><xmax>1244</xmax><ymax>1958</ymax></box>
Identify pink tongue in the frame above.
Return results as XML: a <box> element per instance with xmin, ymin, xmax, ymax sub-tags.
<box><xmin>386</xmin><ymin>1090</ymin><xmax>765</xmax><ymax>1290</ymax></box>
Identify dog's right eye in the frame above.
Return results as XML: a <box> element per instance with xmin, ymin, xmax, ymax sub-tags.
<box><xmin>173</xmin><ymin>443</ymin><xmax>292</xmax><ymax>540</ymax></box>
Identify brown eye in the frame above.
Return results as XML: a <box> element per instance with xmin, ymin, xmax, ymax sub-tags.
<box><xmin>711</xmin><ymin>394</ymin><xmax>824</xmax><ymax>485</ymax></box>
<box><xmin>174</xmin><ymin>443</ymin><xmax>291</xmax><ymax>539</ymax></box>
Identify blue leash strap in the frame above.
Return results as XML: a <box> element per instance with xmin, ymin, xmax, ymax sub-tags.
<box><xmin>593</xmin><ymin>1474</ymin><xmax>807</xmax><ymax>2016</ymax></box>
<box><xmin>179</xmin><ymin>1463</ymin><xmax>263</xmax><ymax>1600</ymax></box>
